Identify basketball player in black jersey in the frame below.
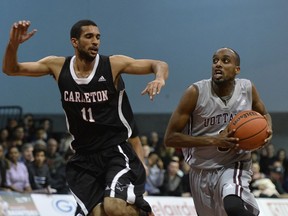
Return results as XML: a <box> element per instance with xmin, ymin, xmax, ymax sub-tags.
<box><xmin>2</xmin><ymin>20</ymin><xmax>169</xmax><ymax>216</ymax></box>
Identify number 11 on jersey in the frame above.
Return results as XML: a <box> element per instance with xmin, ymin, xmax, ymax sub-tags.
<box><xmin>81</xmin><ymin>107</ymin><xmax>95</xmax><ymax>122</ymax></box>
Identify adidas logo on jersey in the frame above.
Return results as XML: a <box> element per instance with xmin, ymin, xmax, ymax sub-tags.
<box><xmin>98</xmin><ymin>76</ymin><xmax>106</xmax><ymax>82</ymax></box>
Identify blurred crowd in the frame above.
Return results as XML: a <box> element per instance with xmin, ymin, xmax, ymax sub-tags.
<box><xmin>0</xmin><ymin>114</ymin><xmax>288</xmax><ymax>199</ymax></box>
<box><xmin>0</xmin><ymin>114</ymin><xmax>73</xmax><ymax>194</ymax></box>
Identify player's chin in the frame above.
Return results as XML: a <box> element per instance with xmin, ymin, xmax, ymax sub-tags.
<box><xmin>85</xmin><ymin>54</ymin><xmax>97</xmax><ymax>62</ymax></box>
<box><xmin>90</xmin><ymin>50</ymin><xmax>98</xmax><ymax>56</ymax></box>
<box><xmin>212</xmin><ymin>77</ymin><xmax>224</xmax><ymax>84</ymax></box>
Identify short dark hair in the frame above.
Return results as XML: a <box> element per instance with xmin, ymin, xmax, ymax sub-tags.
<box><xmin>226</xmin><ymin>47</ymin><xmax>240</xmax><ymax>66</ymax></box>
<box><xmin>33</xmin><ymin>143</ymin><xmax>47</xmax><ymax>157</ymax></box>
<box><xmin>70</xmin><ymin>20</ymin><xmax>97</xmax><ymax>39</ymax></box>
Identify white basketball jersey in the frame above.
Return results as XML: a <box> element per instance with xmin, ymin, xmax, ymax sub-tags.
<box><xmin>182</xmin><ymin>78</ymin><xmax>253</xmax><ymax>169</ymax></box>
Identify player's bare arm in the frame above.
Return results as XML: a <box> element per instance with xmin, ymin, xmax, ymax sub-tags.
<box><xmin>2</xmin><ymin>20</ymin><xmax>65</xmax><ymax>79</ymax></box>
<box><xmin>251</xmin><ymin>84</ymin><xmax>273</xmax><ymax>143</ymax></box>
<box><xmin>110</xmin><ymin>55</ymin><xmax>168</xmax><ymax>100</ymax></box>
<box><xmin>164</xmin><ymin>85</ymin><xmax>238</xmax><ymax>149</ymax></box>
<box><xmin>128</xmin><ymin>136</ymin><xmax>149</xmax><ymax>176</ymax></box>
<box><xmin>164</xmin><ymin>85</ymin><xmax>197</xmax><ymax>148</ymax></box>
<box><xmin>3</xmin><ymin>56</ymin><xmax>65</xmax><ymax>79</ymax></box>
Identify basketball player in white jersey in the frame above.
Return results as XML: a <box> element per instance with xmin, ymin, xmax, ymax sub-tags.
<box><xmin>2</xmin><ymin>20</ymin><xmax>169</xmax><ymax>216</ymax></box>
<box><xmin>164</xmin><ymin>48</ymin><xmax>272</xmax><ymax>216</ymax></box>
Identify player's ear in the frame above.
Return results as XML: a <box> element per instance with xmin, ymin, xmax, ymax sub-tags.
<box><xmin>235</xmin><ymin>66</ymin><xmax>240</xmax><ymax>75</ymax></box>
<box><xmin>71</xmin><ymin>38</ymin><xmax>78</xmax><ymax>48</ymax></box>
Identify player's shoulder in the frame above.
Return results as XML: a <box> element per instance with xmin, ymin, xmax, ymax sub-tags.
<box><xmin>193</xmin><ymin>78</ymin><xmax>211</xmax><ymax>89</ymax></box>
<box><xmin>38</xmin><ymin>56</ymin><xmax>66</xmax><ymax>80</ymax></box>
<box><xmin>235</xmin><ymin>78</ymin><xmax>252</xmax><ymax>87</ymax></box>
<box><xmin>38</xmin><ymin>55</ymin><xmax>65</xmax><ymax>65</ymax></box>
<box><xmin>109</xmin><ymin>54</ymin><xmax>134</xmax><ymax>65</ymax></box>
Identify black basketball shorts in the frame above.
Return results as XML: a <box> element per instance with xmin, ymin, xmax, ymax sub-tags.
<box><xmin>66</xmin><ymin>142</ymin><xmax>151</xmax><ymax>216</ymax></box>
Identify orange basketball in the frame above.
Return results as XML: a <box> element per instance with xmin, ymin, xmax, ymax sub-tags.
<box><xmin>228</xmin><ymin>110</ymin><xmax>269</xmax><ymax>151</ymax></box>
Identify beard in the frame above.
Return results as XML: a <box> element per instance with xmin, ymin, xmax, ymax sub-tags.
<box><xmin>212</xmin><ymin>77</ymin><xmax>225</xmax><ymax>85</ymax></box>
<box><xmin>78</xmin><ymin>49</ymin><xmax>96</xmax><ymax>62</ymax></box>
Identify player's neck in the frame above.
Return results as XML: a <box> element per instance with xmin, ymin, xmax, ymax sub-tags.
<box><xmin>211</xmin><ymin>81</ymin><xmax>235</xmax><ymax>97</ymax></box>
<box><xmin>212</xmin><ymin>81</ymin><xmax>235</xmax><ymax>105</ymax></box>
<box><xmin>73</xmin><ymin>57</ymin><xmax>95</xmax><ymax>78</ymax></box>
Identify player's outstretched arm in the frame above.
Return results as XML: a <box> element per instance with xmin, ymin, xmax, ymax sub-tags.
<box><xmin>110</xmin><ymin>55</ymin><xmax>169</xmax><ymax>100</ymax></box>
<box><xmin>2</xmin><ymin>20</ymin><xmax>54</xmax><ymax>77</ymax></box>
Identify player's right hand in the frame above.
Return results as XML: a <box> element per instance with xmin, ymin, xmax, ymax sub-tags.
<box><xmin>10</xmin><ymin>20</ymin><xmax>37</xmax><ymax>45</ymax></box>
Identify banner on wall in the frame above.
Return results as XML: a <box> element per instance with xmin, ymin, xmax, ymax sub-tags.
<box><xmin>1</xmin><ymin>192</ymin><xmax>288</xmax><ymax>216</ymax></box>
<box><xmin>145</xmin><ymin>196</ymin><xmax>197</xmax><ymax>216</ymax></box>
<box><xmin>145</xmin><ymin>196</ymin><xmax>288</xmax><ymax>216</ymax></box>
<box><xmin>0</xmin><ymin>192</ymin><xmax>39</xmax><ymax>216</ymax></box>
<box><xmin>31</xmin><ymin>194</ymin><xmax>76</xmax><ymax>216</ymax></box>
<box><xmin>257</xmin><ymin>198</ymin><xmax>288</xmax><ymax>216</ymax></box>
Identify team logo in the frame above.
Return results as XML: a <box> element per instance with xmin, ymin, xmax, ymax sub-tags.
<box><xmin>98</xmin><ymin>76</ymin><xmax>106</xmax><ymax>82</ymax></box>
<box><xmin>115</xmin><ymin>182</ymin><xmax>129</xmax><ymax>192</ymax></box>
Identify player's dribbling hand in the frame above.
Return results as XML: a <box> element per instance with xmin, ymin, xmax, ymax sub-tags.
<box><xmin>10</xmin><ymin>20</ymin><xmax>37</xmax><ymax>45</ymax></box>
<box><xmin>141</xmin><ymin>79</ymin><xmax>165</xmax><ymax>100</ymax></box>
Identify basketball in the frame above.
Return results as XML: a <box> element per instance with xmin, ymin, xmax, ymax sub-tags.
<box><xmin>228</xmin><ymin>110</ymin><xmax>269</xmax><ymax>151</ymax></box>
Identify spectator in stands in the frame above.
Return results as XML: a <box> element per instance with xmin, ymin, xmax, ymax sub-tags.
<box><xmin>8</xmin><ymin>125</ymin><xmax>25</xmax><ymax>151</ymax></box>
<box><xmin>5</xmin><ymin>146</ymin><xmax>32</xmax><ymax>193</ymax></box>
<box><xmin>140</xmin><ymin>135</ymin><xmax>152</xmax><ymax>166</ymax></box>
<box><xmin>160</xmin><ymin>159</ymin><xmax>183</xmax><ymax>196</ymax></box>
<box><xmin>0</xmin><ymin>144</ymin><xmax>9</xmax><ymax>190</ymax></box>
<box><xmin>0</xmin><ymin>128</ymin><xmax>9</xmax><ymax>152</ymax></box>
<box><xmin>170</xmin><ymin>155</ymin><xmax>184</xmax><ymax>177</ymax></box>
<box><xmin>46</xmin><ymin>138</ymin><xmax>64</xmax><ymax>176</ymax></box>
<box><xmin>149</xmin><ymin>131</ymin><xmax>162</xmax><ymax>154</ymax></box>
<box><xmin>20</xmin><ymin>143</ymin><xmax>34</xmax><ymax>166</ymax></box>
<box><xmin>251</xmin><ymin>151</ymin><xmax>260</xmax><ymax>163</ymax></box>
<box><xmin>159</xmin><ymin>146</ymin><xmax>176</xmax><ymax>169</ymax></box>
<box><xmin>21</xmin><ymin>113</ymin><xmax>36</xmax><ymax>142</ymax></box>
<box><xmin>251</xmin><ymin>161</ymin><xmax>266</xmax><ymax>181</ymax></box>
<box><xmin>251</xmin><ymin>178</ymin><xmax>279</xmax><ymax>198</ymax></box>
<box><xmin>39</xmin><ymin>118</ymin><xmax>53</xmax><ymax>141</ymax></box>
<box><xmin>5</xmin><ymin>118</ymin><xmax>18</xmax><ymax>139</ymax></box>
<box><xmin>273</xmin><ymin>148</ymin><xmax>288</xmax><ymax>172</ymax></box>
<box><xmin>27</xmin><ymin>145</ymin><xmax>54</xmax><ymax>194</ymax></box>
<box><xmin>268</xmin><ymin>160</ymin><xmax>288</xmax><ymax>197</ymax></box>
<box><xmin>259</xmin><ymin>143</ymin><xmax>276</xmax><ymax>175</ymax></box>
<box><xmin>145</xmin><ymin>152</ymin><xmax>165</xmax><ymax>196</ymax></box>
<box><xmin>32</xmin><ymin>127</ymin><xmax>47</xmax><ymax>144</ymax></box>
<box><xmin>249</xmin><ymin>161</ymin><xmax>279</xmax><ymax>198</ymax></box>
<box><xmin>140</xmin><ymin>135</ymin><xmax>149</xmax><ymax>147</ymax></box>
<box><xmin>142</xmin><ymin>144</ymin><xmax>151</xmax><ymax>166</ymax></box>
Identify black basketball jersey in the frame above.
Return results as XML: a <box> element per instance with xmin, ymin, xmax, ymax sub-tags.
<box><xmin>58</xmin><ymin>55</ymin><xmax>136</xmax><ymax>153</ymax></box>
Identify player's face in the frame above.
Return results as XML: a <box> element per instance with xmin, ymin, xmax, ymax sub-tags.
<box><xmin>211</xmin><ymin>48</ymin><xmax>240</xmax><ymax>84</ymax></box>
<box><xmin>73</xmin><ymin>25</ymin><xmax>101</xmax><ymax>62</ymax></box>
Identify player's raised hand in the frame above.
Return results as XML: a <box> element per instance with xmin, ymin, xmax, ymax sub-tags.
<box><xmin>141</xmin><ymin>78</ymin><xmax>165</xmax><ymax>101</ymax></box>
<box><xmin>10</xmin><ymin>20</ymin><xmax>37</xmax><ymax>45</ymax></box>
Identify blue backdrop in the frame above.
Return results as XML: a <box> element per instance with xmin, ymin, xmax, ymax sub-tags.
<box><xmin>1</xmin><ymin>0</ymin><xmax>288</xmax><ymax>114</ymax></box>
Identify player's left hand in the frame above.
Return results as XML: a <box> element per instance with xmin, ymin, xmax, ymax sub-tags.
<box><xmin>141</xmin><ymin>79</ymin><xmax>165</xmax><ymax>100</ymax></box>
<box><xmin>265</xmin><ymin>128</ymin><xmax>273</xmax><ymax>143</ymax></box>
<box><xmin>218</xmin><ymin>127</ymin><xmax>239</xmax><ymax>150</ymax></box>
